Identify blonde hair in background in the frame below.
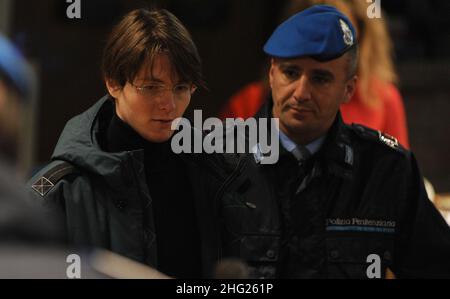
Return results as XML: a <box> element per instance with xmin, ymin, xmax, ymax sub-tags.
<box><xmin>283</xmin><ymin>0</ymin><xmax>398</xmax><ymax>107</ymax></box>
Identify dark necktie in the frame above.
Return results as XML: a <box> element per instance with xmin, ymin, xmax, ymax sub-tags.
<box><xmin>290</xmin><ymin>146</ymin><xmax>315</xmax><ymax>195</ymax></box>
<box><xmin>291</xmin><ymin>145</ymin><xmax>311</xmax><ymax>165</ymax></box>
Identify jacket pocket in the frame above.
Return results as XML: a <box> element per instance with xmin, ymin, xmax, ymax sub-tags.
<box><xmin>239</xmin><ymin>234</ymin><xmax>280</xmax><ymax>278</ymax></box>
<box><xmin>326</xmin><ymin>235</ymin><xmax>394</xmax><ymax>279</ymax></box>
<box><xmin>220</xmin><ymin>192</ymin><xmax>253</xmax><ymax>236</ymax></box>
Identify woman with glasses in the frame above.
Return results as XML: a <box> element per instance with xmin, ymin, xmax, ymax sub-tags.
<box><xmin>28</xmin><ymin>8</ymin><xmax>215</xmax><ymax>278</ymax></box>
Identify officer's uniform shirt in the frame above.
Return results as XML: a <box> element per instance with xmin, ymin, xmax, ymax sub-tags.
<box><xmin>278</xmin><ymin>129</ymin><xmax>326</xmax><ymax>161</ymax></box>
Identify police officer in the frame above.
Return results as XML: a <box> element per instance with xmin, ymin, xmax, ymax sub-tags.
<box><xmin>0</xmin><ymin>34</ymin><xmax>32</xmax><ymax>163</ymax></box>
<box><xmin>0</xmin><ymin>34</ymin><xmax>74</xmax><ymax>278</ymax></box>
<box><xmin>0</xmin><ymin>34</ymin><xmax>54</xmax><ymax>243</ymax></box>
<box><xmin>216</xmin><ymin>5</ymin><xmax>450</xmax><ymax>278</ymax></box>
<box><xmin>0</xmin><ymin>37</ymin><xmax>44</xmax><ymax>249</ymax></box>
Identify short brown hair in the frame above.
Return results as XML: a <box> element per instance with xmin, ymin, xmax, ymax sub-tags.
<box><xmin>345</xmin><ymin>44</ymin><xmax>359</xmax><ymax>79</ymax></box>
<box><xmin>102</xmin><ymin>8</ymin><xmax>204</xmax><ymax>88</ymax></box>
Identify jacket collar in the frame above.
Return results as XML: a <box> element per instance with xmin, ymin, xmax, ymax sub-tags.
<box><xmin>316</xmin><ymin>112</ymin><xmax>354</xmax><ymax>179</ymax></box>
<box><xmin>51</xmin><ymin>95</ymin><xmax>145</xmax><ymax>194</ymax></box>
<box><xmin>255</xmin><ymin>97</ymin><xmax>354</xmax><ymax>177</ymax></box>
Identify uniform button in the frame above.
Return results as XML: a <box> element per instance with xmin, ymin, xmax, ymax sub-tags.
<box><xmin>266</xmin><ymin>249</ymin><xmax>275</xmax><ymax>259</ymax></box>
<box><xmin>330</xmin><ymin>250</ymin><xmax>340</xmax><ymax>259</ymax></box>
<box><xmin>116</xmin><ymin>200</ymin><xmax>125</xmax><ymax>210</ymax></box>
<box><xmin>144</xmin><ymin>229</ymin><xmax>155</xmax><ymax>245</ymax></box>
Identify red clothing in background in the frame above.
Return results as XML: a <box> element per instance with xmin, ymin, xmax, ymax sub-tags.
<box><xmin>220</xmin><ymin>81</ymin><xmax>409</xmax><ymax>148</ymax></box>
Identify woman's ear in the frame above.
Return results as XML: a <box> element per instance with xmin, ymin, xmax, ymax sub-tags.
<box><xmin>105</xmin><ymin>79</ymin><xmax>122</xmax><ymax>99</ymax></box>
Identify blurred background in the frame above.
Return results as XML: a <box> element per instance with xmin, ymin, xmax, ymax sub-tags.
<box><xmin>0</xmin><ymin>0</ymin><xmax>449</xmax><ymax>193</ymax></box>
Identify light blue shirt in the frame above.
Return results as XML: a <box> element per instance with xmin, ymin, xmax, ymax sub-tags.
<box><xmin>278</xmin><ymin>128</ymin><xmax>326</xmax><ymax>159</ymax></box>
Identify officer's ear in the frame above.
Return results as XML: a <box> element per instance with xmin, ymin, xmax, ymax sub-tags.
<box><xmin>342</xmin><ymin>75</ymin><xmax>357</xmax><ymax>104</ymax></box>
<box><xmin>105</xmin><ymin>78</ymin><xmax>123</xmax><ymax>100</ymax></box>
<box><xmin>269</xmin><ymin>58</ymin><xmax>276</xmax><ymax>89</ymax></box>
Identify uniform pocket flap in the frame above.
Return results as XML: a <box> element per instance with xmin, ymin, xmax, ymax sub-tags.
<box><xmin>326</xmin><ymin>235</ymin><xmax>394</xmax><ymax>264</ymax></box>
<box><xmin>240</xmin><ymin>234</ymin><xmax>280</xmax><ymax>262</ymax></box>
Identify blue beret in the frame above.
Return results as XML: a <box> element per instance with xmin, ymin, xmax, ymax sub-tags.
<box><xmin>0</xmin><ymin>34</ymin><xmax>32</xmax><ymax>98</ymax></box>
<box><xmin>264</xmin><ymin>5</ymin><xmax>356</xmax><ymax>61</ymax></box>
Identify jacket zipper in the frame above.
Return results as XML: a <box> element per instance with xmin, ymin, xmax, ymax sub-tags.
<box><xmin>213</xmin><ymin>155</ymin><xmax>248</xmax><ymax>260</ymax></box>
<box><xmin>126</xmin><ymin>151</ymin><xmax>157</xmax><ymax>266</ymax></box>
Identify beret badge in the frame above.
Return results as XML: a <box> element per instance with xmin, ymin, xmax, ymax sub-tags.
<box><xmin>339</xmin><ymin>19</ymin><xmax>354</xmax><ymax>46</ymax></box>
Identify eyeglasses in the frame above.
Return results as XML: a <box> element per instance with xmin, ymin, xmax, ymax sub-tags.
<box><xmin>131</xmin><ymin>82</ymin><xmax>197</xmax><ymax>99</ymax></box>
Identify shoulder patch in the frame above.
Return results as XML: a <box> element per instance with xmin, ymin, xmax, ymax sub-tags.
<box><xmin>31</xmin><ymin>161</ymin><xmax>78</xmax><ymax>197</ymax></box>
<box><xmin>351</xmin><ymin>124</ymin><xmax>404</xmax><ymax>152</ymax></box>
<box><xmin>378</xmin><ymin>131</ymin><xmax>399</xmax><ymax>149</ymax></box>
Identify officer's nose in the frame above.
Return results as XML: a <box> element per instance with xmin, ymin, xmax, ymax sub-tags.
<box><xmin>292</xmin><ymin>75</ymin><xmax>312</xmax><ymax>102</ymax></box>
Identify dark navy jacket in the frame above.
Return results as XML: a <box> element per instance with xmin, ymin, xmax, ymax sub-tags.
<box><xmin>217</xmin><ymin>101</ymin><xmax>450</xmax><ymax>278</ymax></box>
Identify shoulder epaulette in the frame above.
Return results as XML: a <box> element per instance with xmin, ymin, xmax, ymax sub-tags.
<box><xmin>31</xmin><ymin>161</ymin><xmax>78</xmax><ymax>197</ymax></box>
<box><xmin>350</xmin><ymin>124</ymin><xmax>405</xmax><ymax>152</ymax></box>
